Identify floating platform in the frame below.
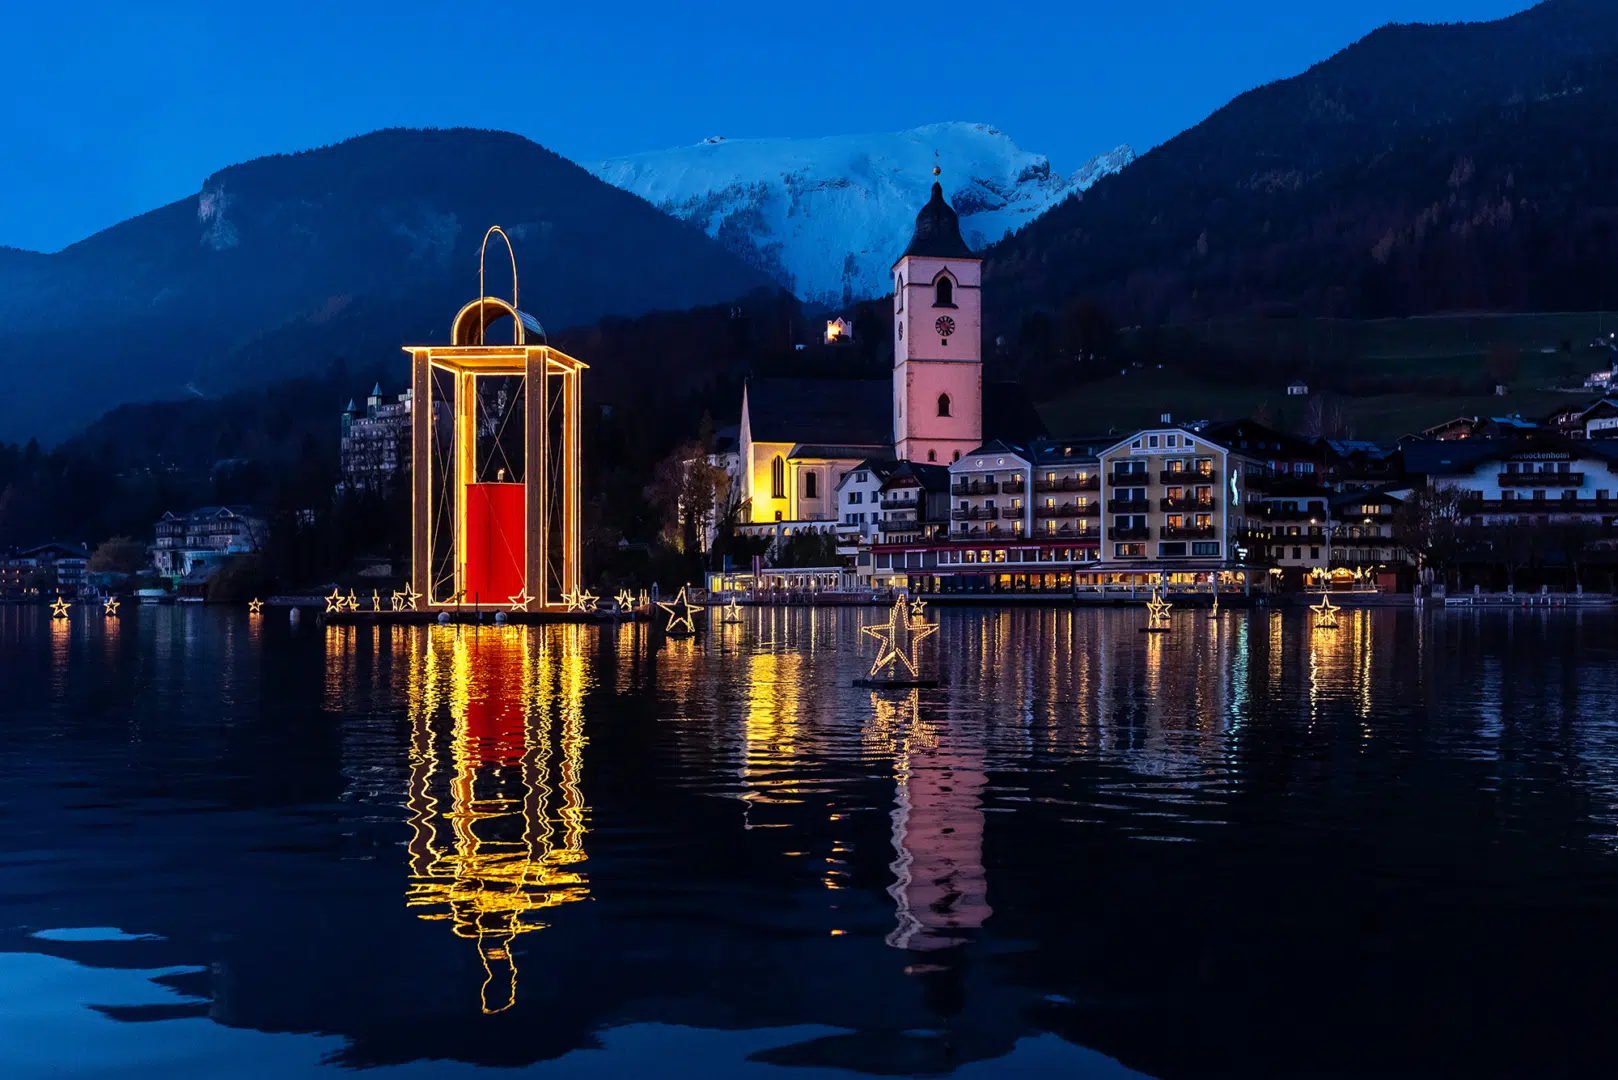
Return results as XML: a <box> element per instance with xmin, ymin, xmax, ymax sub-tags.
<box><xmin>853</xmin><ymin>678</ymin><xmax>940</xmax><ymax>689</ymax></box>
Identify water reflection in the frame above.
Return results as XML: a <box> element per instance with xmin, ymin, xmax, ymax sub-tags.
<box><xmin>397</xmin><ymin>626</ymin><xmax>591</xmax><ymax>1013</ymax></box>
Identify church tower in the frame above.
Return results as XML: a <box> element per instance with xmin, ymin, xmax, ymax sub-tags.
<box><xmin>892</xmin><ymin>169</ymin><xmax>982</xmax><ymax>465</ymax></box>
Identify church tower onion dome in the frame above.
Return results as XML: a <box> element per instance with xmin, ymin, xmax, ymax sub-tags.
<box><xmin>901</xmin><ymin>182</ymin><xmax>974</xmax><ymax>261</ymax></box>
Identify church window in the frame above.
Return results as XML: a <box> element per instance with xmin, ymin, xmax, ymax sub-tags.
<box><xmin>805</xmin><ymin>472</ymin><xmax>818</xmax><ymax>499</ymax></box>
<box><xmin>928</xmin><ymin>450</ymin><xmax>937</xmax><ymax>462</ymax></box>
<box><xmin>935</xmin><ymin>276</ymin><xmax>954</xmax><ymax>307</ymax></box>
<box><xmin>953</xmin><ymin>451</ymin><xmax>961</xmax><ymax>462</ymax></box>
<box><xmin>771</xmin><ymin>456</ymin><xmax>786</xmax><ymax>499</ymax></box>
<box><xmin>938</xmin><ymin>393</ymin><xmax>952</xmax><ymax>417</ymax></box>
<box><xmin>896</xmin><ymin>275</ymin><xmax>904</xmax><ymax>310</ymax></box>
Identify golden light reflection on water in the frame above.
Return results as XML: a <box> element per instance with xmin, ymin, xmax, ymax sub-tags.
<box><xmin>394</xmin><ymin>625</ymin><xmax>592</xmax><ymax>1014</ymax></box>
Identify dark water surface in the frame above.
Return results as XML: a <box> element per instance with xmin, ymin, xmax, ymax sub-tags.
<box><xmin>3</xmin><ymin>604</ymin><xmax>1618</xmax><ymax>1078</ymax></box>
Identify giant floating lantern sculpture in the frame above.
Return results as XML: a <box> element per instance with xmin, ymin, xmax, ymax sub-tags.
<box><xmin>405</xmin><ymin>228</ymin><xmax>587</xmax><ymax>613</ymax></box>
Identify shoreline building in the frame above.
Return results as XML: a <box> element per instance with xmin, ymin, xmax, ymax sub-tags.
<box><xmin>152</xmin><ymin>506</ymin><xmax>268</xmax><ymax>579</ymax></box>
<box><xmin>340</xmin><ymin>384</ymin><xmax>413</xmax><ymax>492</ymax></box>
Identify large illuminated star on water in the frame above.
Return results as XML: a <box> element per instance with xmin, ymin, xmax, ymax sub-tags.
<box><xmin>248</xmin><ymin>598</ymin><xmax>264</xmax><ymax>615</ymax></box>
<box><xmin>562</xmin><ymin>589</ymin><xmax>584</xmax><ymax>612</ymax></box>
<box><xmin>49</xmin><ymin>596</ymin><xmax>70</xmax><ymax>619</ymax></box>
<box><xmin>614</xmin><ymin>589</ymin><xmax>635</xmax><ymax>611</ymax></box>
<box><xmin>579</xmin><ymin>590</ymin><xmax>600</xmax><ymax>612</ymax></box>
<box><xmin>722</xmin><ymin>595</ymin><xmax>743</xmax><ymax>624</ymax></box>
<box><xmin>1311</xmin><ymin>593</ymin><xmax>1340</xmax><ymax>628</ymax></box>
<box><xmin>324</xmin><ymin>588</ymin><xmax>344</xmax><ymax>614</ymax></box>
<box><xmin>399</xmin><ymin>587</ymin><xmax>420</xmax><ymax>612</ymax></box>
<box><xmin>658</xmin><ymin>586</ymin><xmax>700</xmax><ymax>634</ymax></box>
<box><xmin>507</xmin><ymin>589</ymin><xmax>533</xmax><ymax>612</ymax></box>
<box><xmin>103</xmin><ymin>596</ymin><xmax>120</xmax><ymax>617</ymax></box>
<box><xmin>861</xmin><ymin>596</ymin><xmax>937</xmax><ymax>679</ymax></box>
<box><xmin>1145</xmin><ymin>587</ymin><xmax>1172</xmax><ymax>628</ymax></box>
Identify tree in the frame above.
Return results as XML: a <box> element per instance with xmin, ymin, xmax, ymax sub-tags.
<box><xmin>88</xmin><ymin>536</ymin><xmax>149</xmax><ymax>575</ymax></box>
<box><xmin>1393</xmin><ymin>484</ymin><xmax>1470</xmax><ymax>587</ymax></box>
<box><xmin>643</xmin><ymin>441</ymin><xmax>728</xmax><ymax>557</ymax></box>
<box><xmin>770</xmin><ymin>530</ymin><xmax>840</xmax><ymax>569</ymax></box>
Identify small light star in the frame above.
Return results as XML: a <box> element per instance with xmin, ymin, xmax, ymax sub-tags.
<box><xmin>615</xmin><ymin>589</ymin><xmax>635</xmax><ymax>611</ymax></box>
<box><xmin>345</xmin><ymin>590</ymin><xmax>360</xmax><ymax>612</ymax></box>
<box><xmin>248</xmin><ymin>598</ymin><xmax>263</xmax><ymax>615</ymax></box>
<box><xmin>400</xmin><ymin>587</ymin><xmax>420</xmax><ymax>612</ymax></box>
<box><xmin>371</xmin><ymin>589</ymin><xmax>383</xmax><ymax>611</ymax></box>
<box><xmin>324</xmin><ymin>589</ymin><xmax>344</xmax><ymax>614</ymax></box>
<box><xmin>1145</xmin><ymin>587</ymin><xmax>1173</xmax><ymax>628</ymax></box>
<box><xmin>49</xmin><ymin>596</ymin><xmax>70</xmax><ymax>619</ymax></box>
<box><xmin>579</xmin><ymin>590</ymin><xmax>599</xmax><ymax>612</ymax></box>
<box><xmin>723</xmin><ymin>595</ymin><xmax>743</xmax><ymax>624</ymax></box>
<box><xmin>658</xmin><ymin>586</ymin><xmax>700</xmax><ymax>634</ymax></box>
<box><xmin>508</xmin><ymin>589</ymin><xmax>533</xmax><ymax>611</ymax></box>
<box><xmin>860</xmin><ymin>596</ymin><xmax>937</xmax><ymax>679</ymax></box>
<box><xmin>103</xmin><ymin>596</ymin><xmax>120</xmax><ymax>617</ymax></box>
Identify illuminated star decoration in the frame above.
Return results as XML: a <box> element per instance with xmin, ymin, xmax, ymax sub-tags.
<box><xmin>908</xmin><ymin>595</ymin><xmax>928</xmax><ymax>620</ymax></box>
<box><xmin>325</xmin><ymin>589</ymin><xmax>344</xmax><ymax>614</ymax></box>
<box><xmin>579</xmin><ymin>590</ymin><xmax>599</xmax><ymax>612</ymax></box>
<box><xmin>248</xmin><ymin>598</ymin><xmax>264</xmax><ymax>615</ymax></box>
<box><xmin>389</xmin><ymin>590</ymin><xmax>404</xmax><ymax>611</ymax></box>
<box><xmin>50</xmin><ymin>596</ymin><xmax>70</xmax><ymax>619</ymax></box>
<box><xmin>637</xmin><ymin>589</ymin><xmax>650</xmax><ymax>610</ymax></box>
<box><xmin>103</xmin><ymin>596</ymin><xmax>120</xmax><ymax>617</ymax></box>
<box><xmin>614</xmin><ymin>589</ymin><xmax>635</xmax><ymax>612</ymax></box>
<box><xmin>371</xmin><ymin>589</ymin><xmax>383</xmax><ymax>611</ymax></box>
<box><xmin>346</xmin><ymin>590</ymin><xmax>361</xmax><ymax>612</ymax></box>
<box><xmin>1145</xmin><ymin>587</ymin><xmax>1173</xmax><ymax>630</ymax></box>
<box><xmin>1311</xmin><ymin>594</ymin><xmax>1340</xmax><ymax>628</ymax></box>
<box><xmin>508</xmin><ymin>589</ymin><xmax>533</xmax><ymax>612</ymax></box>
<box><xmin>723</xmin><ymin>595</ymin><xmax>743</xmax><ymax>624</ymax></box>
<box><xmin>658</xmin><ymin>586</ymin><xmax>700</xmax><ymax>634</ymax></box>
<box><xmin>860</xmin><ymin>595</ymin><xmax>938</xmax><ymax>679</ymax></box>
<box><xmin>399</xmin><ymin>587</ymin><xmax>420</xmax><ymax>612</ymax></box>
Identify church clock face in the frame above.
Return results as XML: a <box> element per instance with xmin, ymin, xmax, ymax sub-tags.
<box><xmin>935</xmin><ymin>315</ymin><xmax>956</xmax><ymax>340</ymax></box>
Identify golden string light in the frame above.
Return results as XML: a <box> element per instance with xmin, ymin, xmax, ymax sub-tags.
<box><xmin>1312</xmin><ymin>594</ymin><xmax>1341</xmax><ymax>629</ymax></box>
<box><xmin>1145</xmin><ymin>586</ymin><xmax>1172</xmax><ymax>631</ymax></box>
<box><xmin>102</xmin><ymin>596</ymin><xmax>120</xmax><ymax>617</ymax></box>
<box><xmin>860</xmin><ymin>596</ymin><xmax>937</xmax><ymax>679</ymax></box>
<box><xmin>49</xmin><ymin>596</ymin><xmax>70</xmax><ymax>619</ymax></box>
<box><xmin>508</xmin><ymin>589</ymin><xmax>534</xmax><ymax>612</ymax></box>
<box><xmin>346</xmin><ymin>590</ymin><xmax>361</xmax><ymax>612</ymax></box>
<box><xmin>722</xmin><ymin>595</ymin><xmax>743</xmax><ymax>624</ymax></box>
<box><xmin>248</xmin><ymin>598</ymin><xmax>264</xmax><ymax>615</ymax></box>
<box><xmin>325</xmin><ymin>589</ymin><xmax>344</xmax><ymax>614</ymax></box>
<box><xmin>579</xmin><ymin>590</ymin><xmax>599</xmax><ymax>612</ymax></box>
<box><xmin>658</xmin><ymin>586</ymin><xmax>700</xmax><ymax>635</ymax></box>
<box><xmin>614</xmin><ymin>589</ymin><xmax>635</xmax><ymax>611</ymax></box>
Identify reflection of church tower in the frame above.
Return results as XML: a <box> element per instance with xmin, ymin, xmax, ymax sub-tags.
<box><xmin>892</xmin><ymin>168</ymin><xmax>983</xmax><ymax>466</ymax></box>
<box><xmin>404</xmin><ymin>626</ymin><xmax>590</xmax><ymax>1014</ymax></box>
<box><xmin>874</xmin><ymin>693</ymin><xmax>991</xmax><ymax>951</ymax></box>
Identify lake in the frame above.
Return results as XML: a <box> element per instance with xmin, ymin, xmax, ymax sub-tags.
<box><xmin>3</xmin><ymin>603</ymin><xmax>1617</xmax><ymax>1078</ymax></box>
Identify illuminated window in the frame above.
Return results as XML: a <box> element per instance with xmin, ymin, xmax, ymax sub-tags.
<box><xmin>936</xmin><ymin>276</ymin><xmax>954</xmax><ymax>306</ymax></box>
<box><xmin>771</xmin><ymin>456</ymin><xmax>786</xmax><ymax>499</ymax></box>
<box><xmin>938</xmin><ymin>393</ymin><xmax>952</xmax><ymax>417</ymax></box>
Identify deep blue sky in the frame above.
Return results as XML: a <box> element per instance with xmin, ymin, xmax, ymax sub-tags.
<box><xmin>4</xmin><ymin>0</ymin><xmax>1533</xmax><ymax>253</ymax></box>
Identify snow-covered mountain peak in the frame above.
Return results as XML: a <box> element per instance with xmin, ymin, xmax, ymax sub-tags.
<box><xmin>590</xmin><ymin>123</ymin><xmax>1134</xmax><ymax>305</ymax></box>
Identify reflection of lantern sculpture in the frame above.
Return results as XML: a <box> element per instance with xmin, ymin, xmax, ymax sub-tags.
<box><xmin>404</xmin><ymin>626</ymin><xmax>590</xmax><ymax>1013</ymax></box>
<box><xmin>406</xmin><ymin>228</ymin><xmax>587</xmax><ymax>612</ymax></box>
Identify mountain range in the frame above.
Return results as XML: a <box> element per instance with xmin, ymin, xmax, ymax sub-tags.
<box><xmin>986</xmin><ymin>0</ymin><xmax>1618</xmax><ymax>325</ymax></box>
<box><xmin>591</xmin><ymin>123</ymin><xmax>1133</xmax><ymax>305</ymax></box>
<box><xmin>0</xmin><ymin>129</ymin><xmax>772</xmax><ymax>443</ymax></box>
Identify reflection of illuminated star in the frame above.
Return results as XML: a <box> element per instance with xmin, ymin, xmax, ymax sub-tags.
<box><xmin>615</xmin><ymin>589</ymin><xmax>635</xmax><ymax>611</ymax></box>
<box><xmin>248</xmin><ymin>598</ymin><xmax>264</xmax><ymax>615</ymax></box>
<box><xmin>1311</xmin><ymin>594</ymin><xmax>1340</xmax><ymax>627</ymax></box>
<box><xmin>50</xmin><ymin>596</ymin><xmax>70</xmax><ymax>619</ymax></box>
<box><xmin>1145</xmin><ymin>587</ymin><xmax>1172</xmax><ymax>627</ymax></box>
<box><xmin>658</xmin><ymin>586</ymin><xmax>700</xmax><ymax>634</ymax></box>
<box><xmin>103</xmin><ymin>596</ymin><xmax>120</xmax><ymax>617</ymax></box>
<box><xmin>325</xmin><ymin>588</ymin><xmax>344</xmax><ymax>613</ymax></box>
<box><xmin>861</xmin><ymin>596</ymin><xmax>937</xmax><ymax>679</ymax></box>
<box><xmin>508</xmin><ymin>589</ymin><xmax>533</xmax><ymax>612</ymax></box>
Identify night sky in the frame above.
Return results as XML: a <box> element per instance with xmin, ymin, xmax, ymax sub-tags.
<box><xmin>3</xmin><ymin>0</ymin><xmax>1532</xmax><ymax>253</ymax></box>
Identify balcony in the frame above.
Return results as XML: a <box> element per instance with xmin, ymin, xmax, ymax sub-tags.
<box><xmin>1107</xmin><ymin>498</ymin><xmax>1153</xmax><ymax>514</ymax></box>
<box><xmin>1075</xmin><ymin>502</ymin><xmax>1101</xmax><ymax>517</ymax></box>
<box><xmin>1001</xmin><ymin>506</ymin><xmax>1025</xmax><ymax>519</ymax></box>
<box><xmin>1162</xmin><ymin>525</ymin><xmax>1217</xmax><ymax>540</ymax></box>
<box><xmin>1041</xmin><ymin>523</ymin><xmax>1097</xmax><ymax>538</ymax></box>
<box><xmin>1498</xmin><ymin>471</ymin><xmax>1583</xmax><ymax>487</ymax></box>
<box><xmin>1000</xmin><ymin>480</ymin><xmax>1026</xmax><ymax>494</ymax></box>
<box><xmin>951</xmin><ymin>507</ymin><xmax>998</xmax><ymax>521</ymax></box>
<box><xmin>1034</xmin><ymin>475</ymin><xmax>1100</xmax><ymax>493</ymax></box>
<box><xmin>1109</xmin><ymin>470</ymin><xmax>1151</xmax><ymax>487</ymax></box>
<box><xmin>950</xmin><ymin>480</ymin><xmax>997</xmax><ymax>496</ymax></box>
<box><xmin>1111</xmin><ymin>526</ymin><xmax>1152</xmax><ymax>541</ymax></box>
<box><xmin>1160</xmin><ymin>469</ymin><xmax>1217</xmax><ymax>485</ymax></box>
<box><xmin>879</xmin><ymin>497</ymin><xmax>917</xmax><ymax>511</ymax></box>
<box><xmin>1161</xmin><ymin>496</ymin><xmax>1217</xmax><ymax>513</ymax></box>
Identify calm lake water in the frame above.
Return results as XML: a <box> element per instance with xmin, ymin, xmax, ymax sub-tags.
<box><xmin>4</xmin><ymin>603</ymin><xmax>1618</xmax><ymax>1078</ymax></box>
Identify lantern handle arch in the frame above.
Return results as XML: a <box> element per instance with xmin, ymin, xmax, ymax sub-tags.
<box><xmin>478</xmin><ymin>225</ymin><xmax>520</xmax><ymax>345</ymax></box>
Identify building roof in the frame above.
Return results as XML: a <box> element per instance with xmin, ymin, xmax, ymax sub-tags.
<box><xmin>1203</xmin><ymin>419</ymin><xmax>1319</xmax><ymax>458</ymax></box>
<box><xmin>834</xmin><ymin>458</ymin><xmax>901</xmax><ymax>491</ymax></box>
<box><xmin>19</xmin><ymin>541</ymin><xmax>88</xmax><ymax>560</ymax></box>
<box><xmin>1028</xmin><ymin>436</ymin><xmax>1110</xmax><ymax>464</ymax></box>
<box><xmin>788</xmin><ymin>444</ymin><xmax>889</xmax><ymax>461</ymax></box>
<box><xmin>900</xmin><ymin>182</ymin><xmax>975</xmax><ymax>261</ymax></box>
<box><xmin>883</xmin><ymin>461</ymin><xmax>952</xmax><ymax>493</ymax></box>
<box><xmin>1402</xmin><ymin>434</ymin><xmax>1618</xmax><ymax>476</ymax></box>
<box><xmin>744</xmin><ymin>378</ymin><xmax>891</xmax><ymax>448</ymax></box>
<box><xmin>952</xmin><ymin>439</ymin><xmax>1032</xmax><ymax>468</ymax></box>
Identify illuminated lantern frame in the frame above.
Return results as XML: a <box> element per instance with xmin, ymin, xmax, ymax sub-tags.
<box><xmin>405</xmin><ymin>228</ymin><xmax>586</xmax><ymax>612</ymax></box>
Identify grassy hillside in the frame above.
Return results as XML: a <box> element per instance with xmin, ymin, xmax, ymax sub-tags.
<box><xmin>1037</xmin><ymin>312</ymin><xmax>1618</xmax><ymax>441</ymax></box>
